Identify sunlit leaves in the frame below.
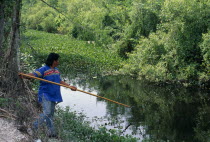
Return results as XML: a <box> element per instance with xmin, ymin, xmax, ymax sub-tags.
<box><xmin>199</xmin><ymin>31</ymin><xmax>210</xmax><ymax>81</ymax></box>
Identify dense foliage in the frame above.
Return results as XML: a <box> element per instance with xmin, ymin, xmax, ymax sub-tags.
<box><xmin>21</xmin><ymin>0</ymin><xmax>210</xmax><ymax>86</ymax></box>
<box><xmin>120</xmin><ymin>0</ymin><xmax>210</xmax><ymax>86</ymax></box>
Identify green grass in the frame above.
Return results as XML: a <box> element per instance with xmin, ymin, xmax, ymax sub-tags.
<box><xmin>21</xmin><ymin>30</ymin><xmax>122</xmax><ymax>75</ymax></box>
<box><xmin>54</xmin><ymin>107</ymin><xmax>138</xmax><ymax>142</ymax></box>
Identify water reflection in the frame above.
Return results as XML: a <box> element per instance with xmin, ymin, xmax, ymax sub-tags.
<box><xmin>60</xmin><ymin>87</ymin><xmax>107</xmax><ymax>118</ymax></box>
<box><xmin>60</xmin><ymin>72</ymin><xmax>210</xmax><ymax>142</ymax></box>
<box><xmin>59</xmin><ymin>84</ymin><xmax>143</xmax><ymax>139</ymax></box>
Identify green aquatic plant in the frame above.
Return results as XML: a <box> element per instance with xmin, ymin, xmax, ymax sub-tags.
<box><xmin>20</xmin><ymin>30</ymin><xmax>122</xmax><ymax>76</ymax></box>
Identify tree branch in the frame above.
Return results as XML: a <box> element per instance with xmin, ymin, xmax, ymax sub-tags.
<box><xmin>40</xmin><ymin>0</ymin><xmax>66</xmax><ymax>17</ymax></box>
<box><xmin>0</xmin><ymin>108</ymin><xmax>17</xmax><ymax>119</ymax></box>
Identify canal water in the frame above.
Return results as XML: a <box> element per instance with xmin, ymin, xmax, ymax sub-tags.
<box><xmin>59</xmin><ymin>74</ymin><xmax>209</xmax><ymax>142</ymax></box>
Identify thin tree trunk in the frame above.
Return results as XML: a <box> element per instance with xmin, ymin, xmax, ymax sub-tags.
<box><xmin>3</xmin><ymin>0</ymin><xmax>21</xmax><ymax>75</ymax></box>
<box><xmin>0</xmin><ymin>0</ymin><xmax>22</xmax><ymax>89</ymax></box>
<box><xmin>0</xmin><ymin>3</ymin><xmax>4</xmax><ymax>58</ymax></box>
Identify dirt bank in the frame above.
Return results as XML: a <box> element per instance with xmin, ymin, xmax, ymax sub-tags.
<box><xmin>0</xmin><ymin>118</ymin><xmax>29</xmax><ymax>142</ymax></box>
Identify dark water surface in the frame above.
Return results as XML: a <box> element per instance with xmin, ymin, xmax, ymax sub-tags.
<box><xmin>59</xmin><ymin>74</ymin><xmax>209</xmax><ymax>142</ymax></box>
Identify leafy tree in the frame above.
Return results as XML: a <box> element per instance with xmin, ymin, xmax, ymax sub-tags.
<box><xmin>22</xmin><ymin>0</ymin><xmax>58</xmax><ymax>32</ymax></box>
<box><xmin>120</xmin><ymin>0</ymin><xmax>210</xmax><ymax>85</ymax></box>
<box><xmin>116</xmin><ymin>0</ymin><xmax>163</xmax><ymax>58</ymax></box>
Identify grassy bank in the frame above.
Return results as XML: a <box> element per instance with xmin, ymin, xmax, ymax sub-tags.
<box><xmin>54</xmin><ymin>107</ymin><xmax>137</xmax><ymax>142</ymax></box>
<box><xmin>34</xmin><ymin>107</ymin><xmax>138</xmax><ymax>142</ymax></box>
<box><xmin>21</xmin><ymin>30</ymin><xmax>122</xmax><ymax>75</ymax></box>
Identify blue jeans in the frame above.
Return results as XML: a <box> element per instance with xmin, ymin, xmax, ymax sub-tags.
<box><xmin>33</xmin><ymin>96</ymin><xmax>56</xmax><ymax>135</ymax></box>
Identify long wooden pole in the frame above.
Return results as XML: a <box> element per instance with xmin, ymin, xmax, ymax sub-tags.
<box><xmin>19</xmin><ymin>73</ymin><xmax>130</xmax><ymax>108</ymax></box>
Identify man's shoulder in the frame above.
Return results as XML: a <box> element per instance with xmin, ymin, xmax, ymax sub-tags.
<box><xmin>36</xmin><ymin>65</ymin><xmax>50</xmax><ymax>73</ymax></box>
<box><xmin>39</xmin><ymin>65</ymin><xmax>50</xmax><ymax>70</ymax></box>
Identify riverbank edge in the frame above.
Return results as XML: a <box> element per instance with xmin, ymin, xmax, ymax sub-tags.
<box><xmin>0</xmin><ymin>118</ymin><xmax>30</xmax><ymax>142</ymax></box>
<box><xmin>0</xmin><ymin>89</ymin><xmax>138</xmax><ymax>142</ymax></box>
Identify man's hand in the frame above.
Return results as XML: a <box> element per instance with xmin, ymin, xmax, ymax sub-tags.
<box><xmin>60</xmin><ymin>81</ymin><xmax>77</xmax><ymax>91</ymax></box>
<box><xmin>70</xmin><ymin>86</ymin><xmax>77</xmax><ymax>91</ymax></box>
<box><xmin>18</xmin><ymin>73</ymin><xmax>34</xmax><ymax>79</ymax></box>
<box><xmin>18</xmin><ymin>73</ymin><xmax>24</xmax><ymax>79</ymax></box>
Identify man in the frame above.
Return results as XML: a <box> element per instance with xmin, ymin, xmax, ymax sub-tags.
<box><xmin>21</xmin><ymin>53</ymin><xmax>77</xmax><ymax>138</ymax></box>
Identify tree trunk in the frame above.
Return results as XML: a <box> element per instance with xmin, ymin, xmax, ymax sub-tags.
<box><xmin>5</xmin><ymin>0</ymin><xmax>21</xmax><ymax>71</ymax></box>
<box><xmin>0</xmin><ymin>3</ymin><xmax>4</xmax><ymax>58</ymax></box>
<box><xmin>0</xmin><ymin>0</ymin><xmax>36</xmax><ymax>125</ymax></box>
<box><xmin>0</xmin><ymin>0</ymin><xmax>22</xmax><ymax>96</ymax></box>
<box><xmin>1</xmin><ymin>0</ymin><xmax>21</xmax><ymax>82</ymax></box>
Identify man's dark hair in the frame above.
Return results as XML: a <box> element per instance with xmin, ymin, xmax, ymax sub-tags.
<box><xmin>45</xmin><ymin>53</ymin><xmax>60</xmax><ymax>66</ymax></box>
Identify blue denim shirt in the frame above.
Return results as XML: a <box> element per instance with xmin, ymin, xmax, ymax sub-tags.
<box><xmin>33</xmin><ymin>65</ymin><xmax>63</xmax><ymax>103</ymax></box>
